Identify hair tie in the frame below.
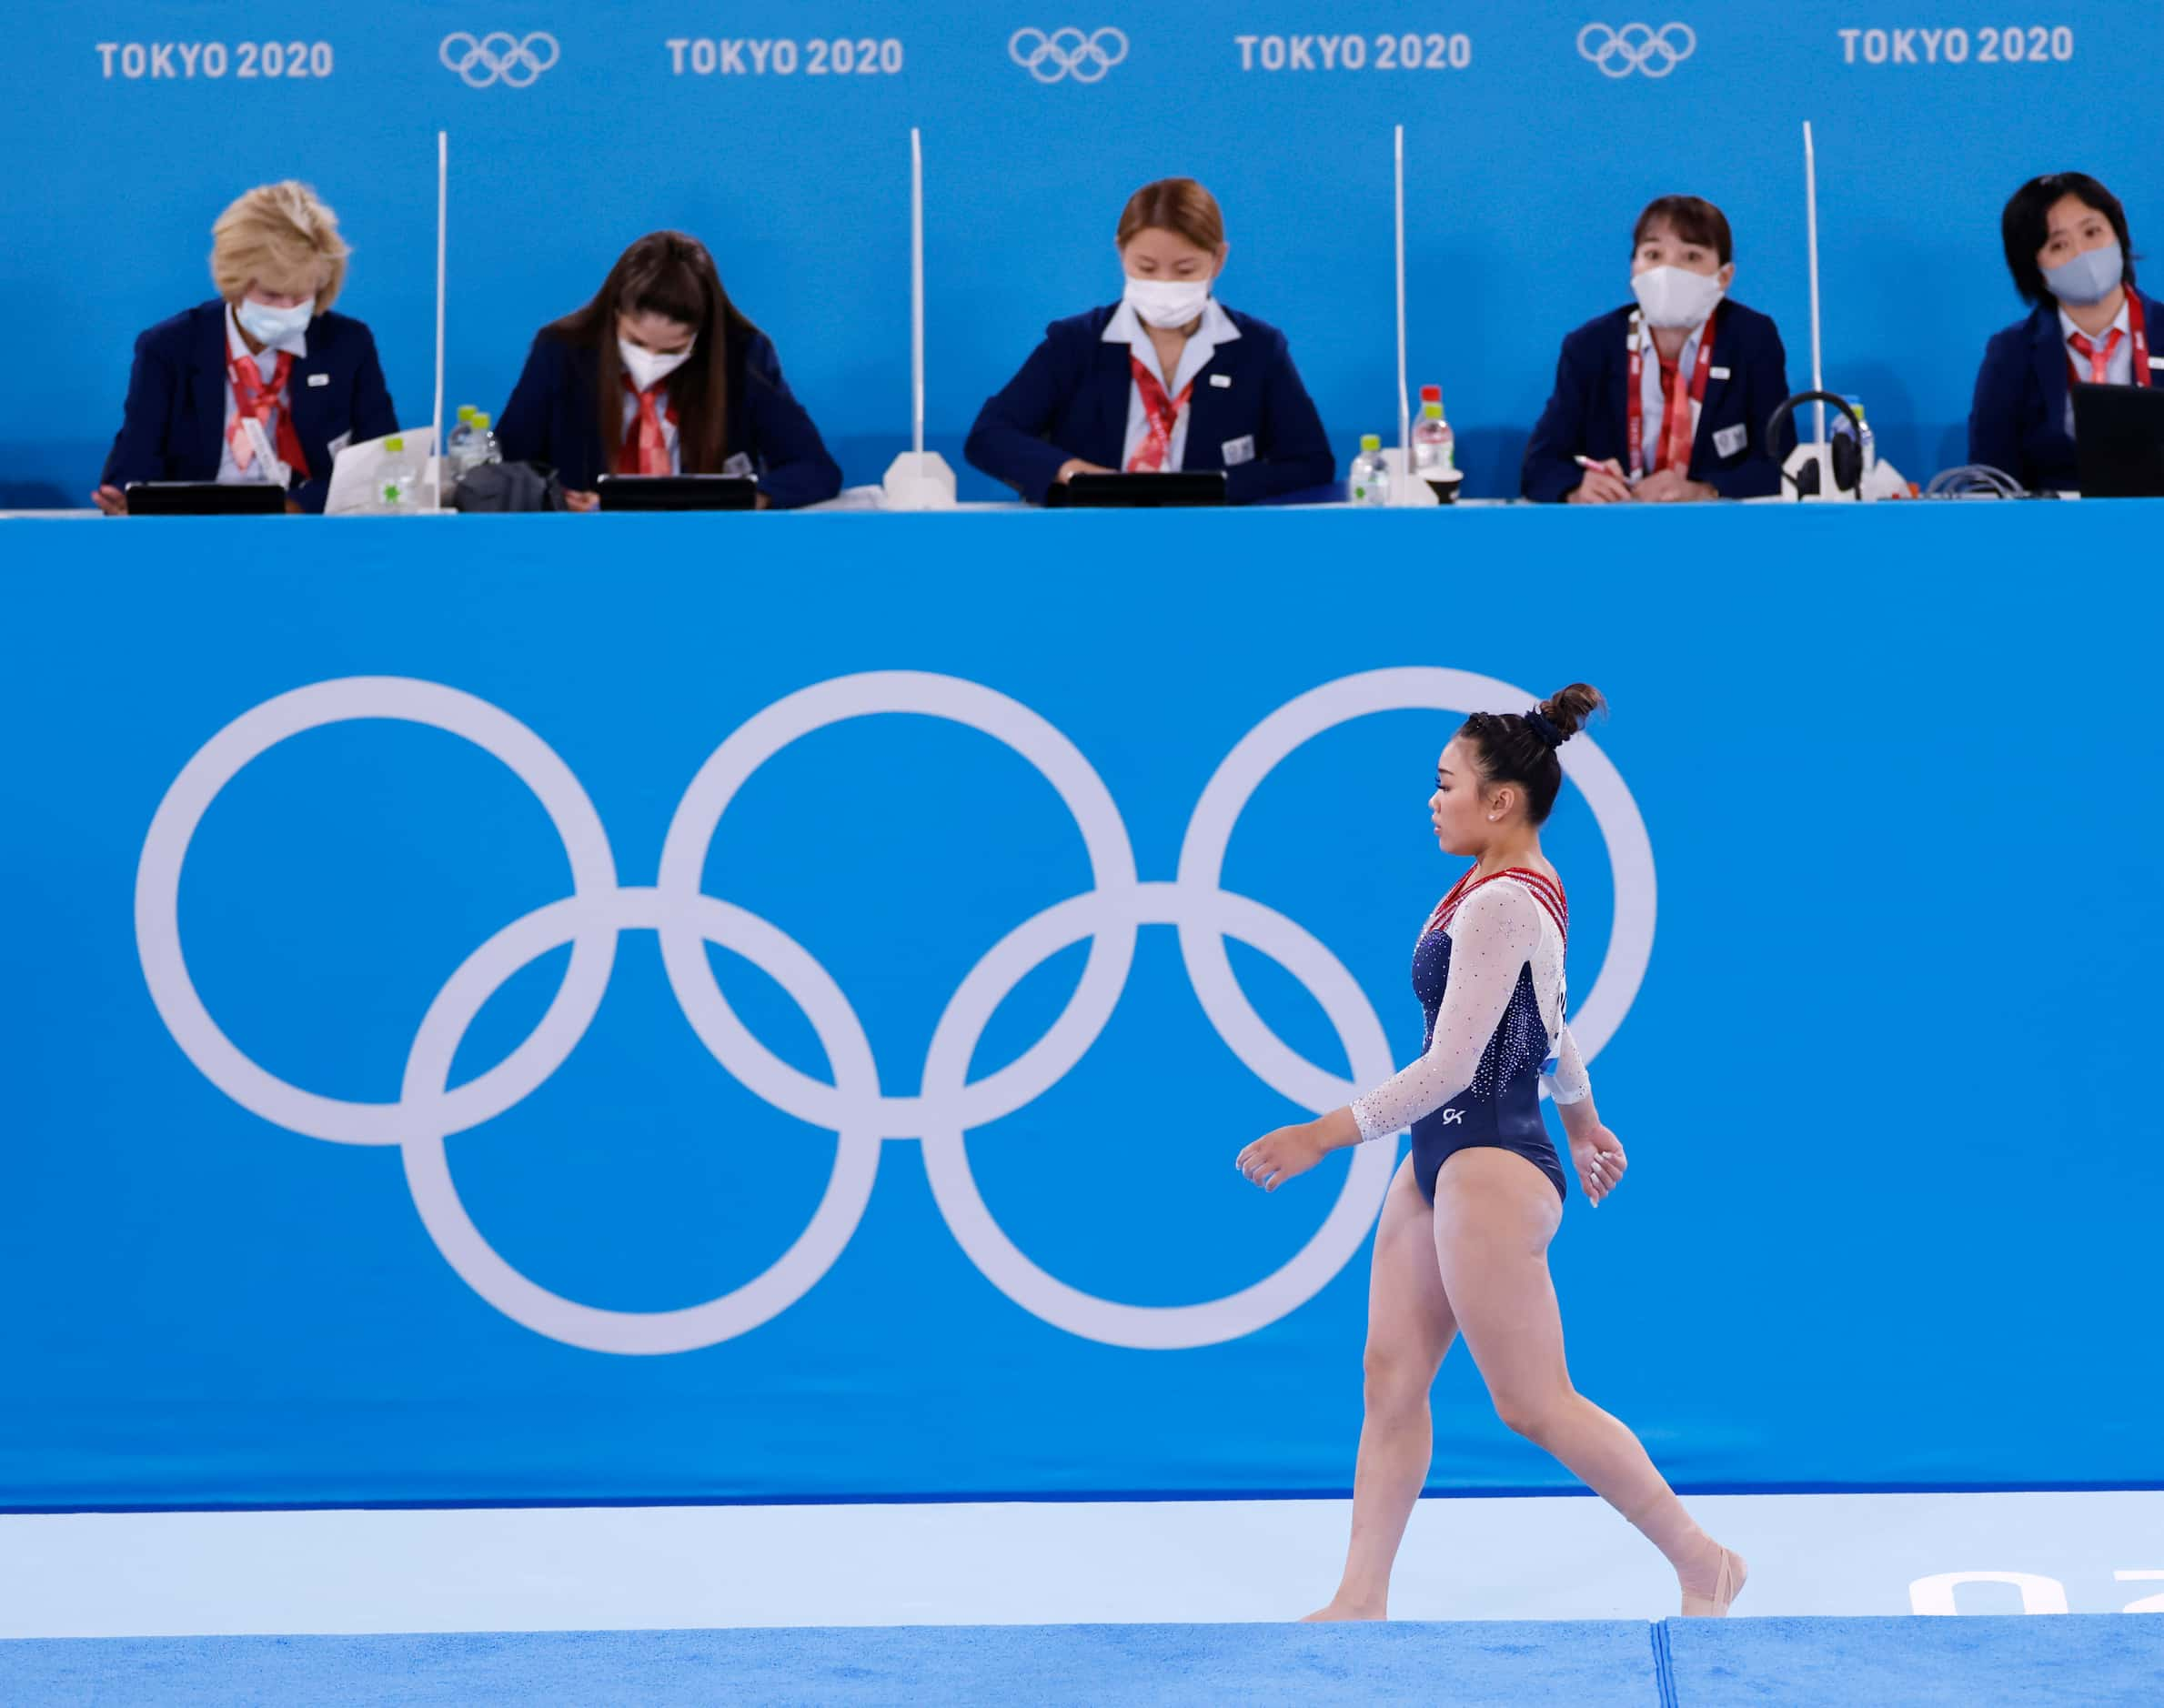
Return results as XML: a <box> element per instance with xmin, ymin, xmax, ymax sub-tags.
<box><xmin>1523</xmin><ymin>708</ymin><xmax>1565</xmax><ymax>750</ymax></box>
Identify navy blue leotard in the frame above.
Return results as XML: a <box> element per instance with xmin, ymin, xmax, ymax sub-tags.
<box><xmin>1349</xmin><ymin>868</ymin><xmax>1588</xmax><ymax>1202</ymax></box>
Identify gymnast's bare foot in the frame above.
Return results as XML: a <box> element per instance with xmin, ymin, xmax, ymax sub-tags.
<box><xmin>1301</xmin><ymin>1598</ymin><xmax>1385</xmax><ymax>1622</ymax></box>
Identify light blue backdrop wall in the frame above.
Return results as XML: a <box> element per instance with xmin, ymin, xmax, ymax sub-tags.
<box><xmin>3</xmin><ymin>503</ymin><xmax>2160</xmax><ymax>1509</ymax></box>
<box><xmin>1</xmin><ymin>2</ymin><xmax>2156</xmax><ymax>506</ymax></box>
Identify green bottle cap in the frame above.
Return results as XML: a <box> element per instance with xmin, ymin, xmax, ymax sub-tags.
<box><xmin>471</xmin><ymin>412</ymin><xmax>491</xmax><ymax>431</ymax></box>
<box><xmin>457</xmin><ymin>406</ymin><xmax>477</xmax><ymax>424</ymax></box>
<box><xmin>1360</xmin><ymin>434</ymin><xmax>1382</xmax><ymax>452</ymax></box>
<box><xmin>1422</xmin><ymin>402</ymin><xmax>1444</xmax><ymax>419</ymax></box>
<box><xmin>384</xmin><ymin>437</ymin><xmax>404</xmax><ymax>453</ymax></box>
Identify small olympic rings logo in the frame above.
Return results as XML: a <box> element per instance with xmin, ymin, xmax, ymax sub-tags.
<box><xmin>1576</xmin><ymin>21</ymin><xmax>1697</xmax><ymax>78</ymax></box>
<box><xmin>1009</xmin><ymin>26</ymin><xmax>1129</xmax><ymax>84</ymax></box>
<box><xmin>136</xmin><ymin>669</ymin><xmax>1654</xmax><ymax>1355</ymax></box>
<box><xmin>438</xmin><ymin>31</ymin><xmax>560</xmax><ymax>88</ymax></box>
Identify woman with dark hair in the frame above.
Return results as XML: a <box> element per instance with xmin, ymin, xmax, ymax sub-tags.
<box><xmin>964</xmin><ymin>177</ymin><xmax>1334</xmax><ymax>504</ymax></box>
<box><xmin>497</xmin><ymin>230</ymin><xmax>840</xmax><ymax>510</ymax></box>
<box><xmin>1522</xmin><ymin>196</ymin><xmax>1791</xmax><ymax>503</ymax></box>
<box><xmin>1237</xmin><ymin>688</ymin><xmax>1747</xmax><ymax>1622</ymax></box>
<box><xmin>1969</xmin><ymin>172</ymin><xmax>2158</xmax><ymax>492</ymax></box>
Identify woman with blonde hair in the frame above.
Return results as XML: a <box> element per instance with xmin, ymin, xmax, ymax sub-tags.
<box><xmin>965</xmin><ymin>177</ymin><xmax>1333</xmax><ymax>503</ymax></box>
<box><xmin>96</xmin><ymin>180</ymin><xmax>398</xmax><ymax>513</ymax></box>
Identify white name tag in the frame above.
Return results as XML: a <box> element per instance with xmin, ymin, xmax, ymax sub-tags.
<box><xmin>2149</xmin><ymin>357</ymin><xmax>2164</xmax><ymax>370</ymax></box>
<box><xmin>1209</xmin><ymin>373</ymin><xmax>1233</xmax><ymax>388</ymax></box>
<box><xmin>1708</xmin><ymin>366</ymin><xmax>1731</xmax><ymax>380</ymax></box>
<box><xmin>1712</xmin><ymin>423</ymin><xmax>1748</xmax><ymax>457</ymax></box>
<box><xmin>307</xmin><ymin>372</ymin><xmax>330</xmax><ymax>387</ymax></box>
<box><xmin>1221</xmin><ymin>434</ymin><xmax>1255</xmax><ymax>467</ymax></box>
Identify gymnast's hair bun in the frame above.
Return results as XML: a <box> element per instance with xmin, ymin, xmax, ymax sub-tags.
<box><xmin>1538</xmin><ymin>684</ymin><xmax>1606</xmax><ymax>742</ymax></box>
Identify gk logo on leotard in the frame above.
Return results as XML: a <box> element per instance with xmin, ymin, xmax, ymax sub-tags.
<box><xmin>136</xmin><ymin>669</ymin><xmax>1655</xmax><ymax>1354</ymax></box>
<box><xmin>1437</xmin><ymin>1109</ymin><xmax>1464</xmax><ymax>1125</ymax></box>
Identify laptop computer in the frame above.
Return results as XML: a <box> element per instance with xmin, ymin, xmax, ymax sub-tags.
<box><xmin>1045</xmin><ymin>471</ymin><xmax>1228</xmax><ymax>508</ymax></box>
<box><xmin>596</xmin><ymin>475</ymin><xmax>759</xmax><ymax>512</ymax></box>
<box><xmin>2072</xmin><ymin>382</ymin><xmax>2164</xmax><ymax>497</ymax></box>
<box><xmin>125</xmin><ymin>482</ymin><xmax>287</xmax><ymax>516</ymax></box>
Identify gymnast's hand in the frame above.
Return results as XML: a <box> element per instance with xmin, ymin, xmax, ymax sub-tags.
<box><xmin>1568</xmin><ymin>1123</ymin><xmax>1628</xmax><ymax>1206</ymax></box>
<box><xmin>1237</xmin><ymin>1121</ymin><xmax>1326</xmax><ymax>1192</ymax></box>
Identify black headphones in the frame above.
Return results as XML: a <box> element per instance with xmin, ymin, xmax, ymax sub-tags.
<box><xmin>1765</xmin><ymin>391</ymin><xmax>1865</xmax><ymax>499</ymax></box>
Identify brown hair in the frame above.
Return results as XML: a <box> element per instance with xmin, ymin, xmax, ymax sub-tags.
<box><xmin>1632</xmin><ymin>195</ymin><xmax>1733</xmax><ymax>266</ymax></box>
<box><xmin>545</xmin><ymin>231</ymin><xmax>758</xmax><ymax>476</ymax></box>
<box><xmin>1115</xmin><ymin>177</ymin><xmax>1226</xmax><ymax>253</ymax></box>
<box><xmin>209</xmin><ymin>181</ymin><xmax>351</xmax><ymax>312</ymax></box>
<box><xmin>1456</xmin><ymin>685</ymin><xmax>1607</xmax><ymax>825</ymax></box>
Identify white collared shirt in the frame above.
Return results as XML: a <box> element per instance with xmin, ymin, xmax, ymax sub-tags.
<box><xmin>216</xmin><ymin>305</ymin><xmax>307</xmax><ymax>486</ymax></box>
<box><xmin>2059</xmin><ymin>299</ymin><xmax>2134</xmax><ymax>437</ymax></box>
<box><xmin>1102</xmin><ymin>297</ymin><xmax>1241</xmax><ymax>471</ymax></box>
<box><xmin>1636</xmin><ymin>316</ymin><xmax>1707</xmax><ymax>472</ymax></box>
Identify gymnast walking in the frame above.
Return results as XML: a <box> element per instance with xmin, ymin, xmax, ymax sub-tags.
<box><xmin>1235</xmin><ymin>685</ymin><xmax>1746</xmax><ymax>1620</ymax></box>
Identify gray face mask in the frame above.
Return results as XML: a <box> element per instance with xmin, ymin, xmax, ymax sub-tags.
<box><xmin>2043</xmin><ymin>239</ymin><xmax>2125</xmax><ymax>307</ymax></box>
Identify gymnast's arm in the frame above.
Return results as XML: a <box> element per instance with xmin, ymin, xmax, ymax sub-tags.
<box><xmin>1544</xmin><ymin>1021</ymin><xmax>1602</xmax><ymax>1137</ymax></box>
<box><xmin>1283</xmin><ymin>885</ymin><xmax>1543</xmax><ymax>1160</ymax></box>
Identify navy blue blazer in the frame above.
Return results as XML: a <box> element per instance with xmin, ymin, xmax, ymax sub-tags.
<box><xmin>1521</xmin><ymin>301</ymin><xmax>1793</xmax><ymax>502</ymax></box>
<box><xmin>1968</xmin><ymin>291</ymin><xmax>2164</xmax><ymax>492</ymax></box>
<box><xmin>497</xmin><ymin>327</ymin><xmax>841</xmax><ymax>507</ymax></box>
<box><xmin>101</xmin><ymin>300</ymin><xmax>397</xmax><ymax>514</ymax></box>
<box><xmin>964</xmin><ymin>304</ymin><xmax>1334</xmax><ymax>505</ymax></box>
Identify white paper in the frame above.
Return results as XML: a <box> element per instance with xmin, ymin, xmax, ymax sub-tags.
<box><xmin>326</xmin><ymin>427</ymin><xmax>438</xmax><ymax>515</ymax></box>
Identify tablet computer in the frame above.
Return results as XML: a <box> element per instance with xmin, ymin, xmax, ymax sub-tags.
<box><xmin>125</xmin><ymin>482</ymin><xmax>287</xmax><ymax>516</ymax></box>
<box><xmin>2072</xmin><ymin>382</ymin><xmax>2164</xmax><ymax>497</ymax></box>
<box><xmin>1045</xmin><ymin>471</ymin><xmax>1229</xmax><ymax>508</ymax></box>
<box><xmin>596</xmin><ymin>475</ymin><xmax>759</xmax><ymax>511</ymax></box>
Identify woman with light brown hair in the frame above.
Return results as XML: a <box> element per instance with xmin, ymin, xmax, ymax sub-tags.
<box><xmin>965</xmin><ymin>176</ymin><xmax>1334</xmax><ymax>503</ymax></box>
<box><xmin>96</xmin><ymin>180</ymin><xmax>398</xmax><ymax>513</ymax></box>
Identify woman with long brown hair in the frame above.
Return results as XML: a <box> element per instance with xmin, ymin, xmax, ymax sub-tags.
<box><xmin>965</xmin><ymin>177</ymin><xmax>1333</xmax><ymax>504</ymax></box>
<box><xmin>498</xmin><ymin>230</ymin><xmax>840</xmax><ymax>509</ymax></box>
<box><xmin>1237</xmin><ymin>688</ymin><xmax>1747</xmax><ymax>1621</ymax></box>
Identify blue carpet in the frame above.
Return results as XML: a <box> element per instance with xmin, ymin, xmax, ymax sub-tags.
<box><xmin>0</xmin><ymin>1622</ymin><xmax>1653</xmax><ymax>1705</ymax></box>
<box><xmin>1665</xmin><ymin>1613</ymin><xmax>2164</xmax><ymax>1707</ymax></box>
<box><xmin>2</xmin><ymin>1616</ymin><xmax>2156</xmax><ymax>1704</ymax></box>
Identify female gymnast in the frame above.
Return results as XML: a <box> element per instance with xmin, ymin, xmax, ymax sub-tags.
<box><xmin>1235</xmin><ymin>685</ymin><xmax>1746</xmax><ymax>1620</ymax></box>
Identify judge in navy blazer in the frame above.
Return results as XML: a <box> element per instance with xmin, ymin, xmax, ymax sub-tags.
<box><xmin>1523</xmin><ymin>196</ymin><xmax>1791</xmax><ymax>504</ymax></box>
<box><xmin>498</xmin><ymin>230</ymin><xmax>840</xmax><ymax>510</ymax></box>
<box><xmin>1969</xmin><ymin>172</ymin><xmax>2160</xmax><ymax>494</ymax></box>
<box><xmin>96</xmin><ymin>181</ymin><xmax>395</xmax><ymax>515</ymax></box>
<box><xmin>965</xmin><ymin>177</ymin><xmax>1333</xmax><ymax>505</ymax></box>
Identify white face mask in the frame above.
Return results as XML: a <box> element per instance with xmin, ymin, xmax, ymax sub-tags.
<box><xmin>1631</xmin><ymin>265</ymin><xmax>1726</xmax><ymax>329</ymax></box>
<box><xmin>619</xmin><ymin>337</ymin><xmax>694</xmax><ymax>392</ymax></box>
<box><xmin>1122</xmin><ymin>274</ymin><xmax>1213</xmax><ymax>330</ymax></box>
<box><xmin>237</xmin><ymin>297</ymin><xmax>313</xmax><ymax>349</ymax></box>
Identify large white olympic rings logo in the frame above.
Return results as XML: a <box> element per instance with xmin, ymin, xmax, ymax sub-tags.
<box><xmin>1577</xmin><ymin>22</ymin><xmax>1697</xmax><ymax>78</ymax></box>
<box><xmin>1009</xmin><ymin>27</ymin><xmax>1129</xmax><ymax>84</ymax></box>
<box><xmin>438</xmin><ymin>31</ymin><xmax>560</xmax><ymax>88</ymax></box>
<box><xmin>135</xmin><ymin>669</ymin><xmax>1655</xmax><ymax>1355</ymax></box>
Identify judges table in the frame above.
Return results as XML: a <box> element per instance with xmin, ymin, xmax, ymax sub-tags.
<box><xmin>3</xmin><ymin>500</ymin><xmax>2159</xmax><ymax>1511</ymax></box>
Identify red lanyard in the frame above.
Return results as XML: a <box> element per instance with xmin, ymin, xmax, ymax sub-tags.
<box><xmin>1625</xmin><ymin>307</ymin><xmax>1717</xmax><ymax>482</ymax></box>
<box><xmin>2065</xmin><ymin>292</ymin><xmax>2150</xmax><ymax>391</ymax></box>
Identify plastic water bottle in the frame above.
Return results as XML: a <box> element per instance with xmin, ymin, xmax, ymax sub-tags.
<box><xmin>1350</xmin><ymin>433</ymin><xmax>1390</xmax><ymax>506</ymax></box>
<box><xmin>1413</xmin><ymin>386</ymin><xmax>1455</xmax><ymax>476</ymax></box>
<box><xmin>377</xmin><ymin>436</ymin><xmax>418</xmax><ymax>512</ymax></box>
<box><xmin>469</xmin><ymin>411</ymin><xmax>501</xmax><ymax>470</ymax></box>
<box><xmin>446</xmin><ymin>406</ymin><xmax>477</xmax><ymax>479</ymax></box>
